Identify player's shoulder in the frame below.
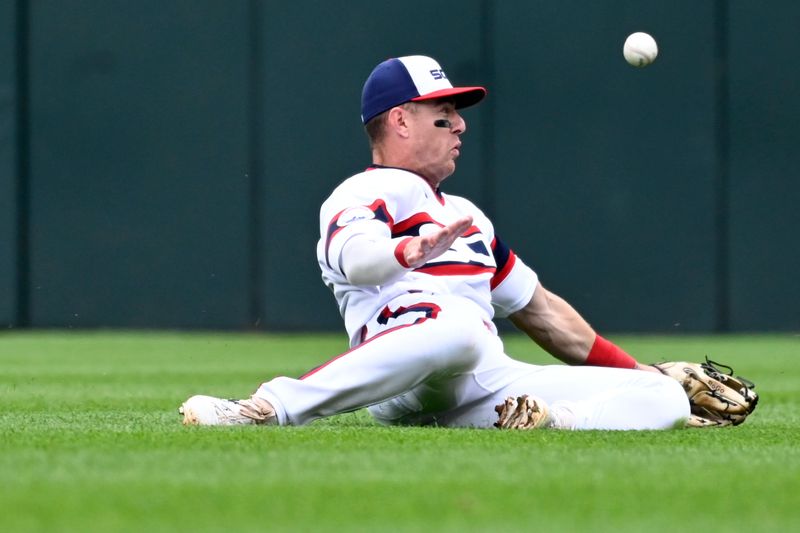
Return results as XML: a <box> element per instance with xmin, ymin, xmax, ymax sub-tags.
<box><xmin>441</xmin><ymin>192</ymin><xmax>487</xmax><ymax>217</ymax></box>
<box><xmin>441</xmin><ymin>191</ymin><xmax>494</xmax><ymax>232</ymax></box>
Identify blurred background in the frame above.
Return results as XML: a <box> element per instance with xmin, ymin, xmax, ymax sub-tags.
<box><xmin>0</xmin><ymin>0</ymin><xmax>797</xmax><ymax>333</ymax></box>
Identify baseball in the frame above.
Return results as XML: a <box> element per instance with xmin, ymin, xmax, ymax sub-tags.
<box><xmin>623</xmin><ymin>32</ymin><xmax>658</xmax><ymax>67</ymax></box>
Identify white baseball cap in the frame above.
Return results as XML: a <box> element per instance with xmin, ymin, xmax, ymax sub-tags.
<box><xmin>360</xmin><ymin>55</ymin><xmax>486</xmax><ymax>124</ymax></box>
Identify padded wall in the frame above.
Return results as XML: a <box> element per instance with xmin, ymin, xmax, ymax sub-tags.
<box><xmin>728</xmin><ymin>2</ymin><xmax>800</xmax><ymax>331</ymax></box>
<box><xmin>27</xmin><ymin>1</ymin><xmax>252</xmax><ymax>328</ymax></box>
<box><xmin>4</xmin><ymin>0</ymin><xmax>798</xmax><ymax>332</ymax></box>
<box><xmin>0</xmin><ymin>0</ymin><xmax>18</xmax><ymax>326</ymax></box>
<box><xmin>492</xmin><ymin>1</ymin><xmax>718</xmax><ymax>331</ymax></box>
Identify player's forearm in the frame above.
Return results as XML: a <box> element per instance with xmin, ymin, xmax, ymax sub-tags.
<box><xmin>508</xmin><ymin>290</ymin><xmax>595</xmax><ymax>364</ymax></box>
<box><xmin>340</xmin><ymin>234</ymin><xmax>412</xmax><ymax>286</ymax></box>
<box><xmin>510</xmin><ymin>310</ymin><xmax>594</xmax><ymax>365</ymax></box>
<box><xmin>509</xmin><ymin>286</ymin><xmax>639</xmax><ymax>369</ymax></box>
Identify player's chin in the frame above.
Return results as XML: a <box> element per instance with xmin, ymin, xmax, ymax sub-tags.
<box><xmin>441</xmin><ymin>161</ymin><xmax>457</xmax><ymax>179</ymax></box>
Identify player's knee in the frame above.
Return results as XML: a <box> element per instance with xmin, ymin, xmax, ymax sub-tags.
<box><xmin>427</xmin><ymin>309</ymin><xmax>488</xmax><ymax>372</ymax></box>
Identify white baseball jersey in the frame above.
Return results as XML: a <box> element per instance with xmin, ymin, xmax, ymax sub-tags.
<box><xmin>255</xmin><ymin>165</ymin><xmax>689</xmax><ymax>429</ymax></box>
<box><xmin>316</xmin><ymin>166</ymin><xmax>539</xmax><ymax>345</ymax></box>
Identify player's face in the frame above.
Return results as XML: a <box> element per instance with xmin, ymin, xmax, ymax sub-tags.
<box><xmin>406</xmin><ymin>100</ymin><xmax>466</xmax><ymax>185</ymax></box>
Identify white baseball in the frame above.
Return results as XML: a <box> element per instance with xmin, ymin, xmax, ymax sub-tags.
<box><xmin>623</xmin><ymin>32</ymin><xmax>658</xmax><ymax>67</ymax></box>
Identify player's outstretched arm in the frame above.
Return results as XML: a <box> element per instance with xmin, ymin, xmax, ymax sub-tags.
<box><xmin>509</xmin><ymin>285</ymin><xmax>596</xmax><ymax>365</ymax></box>
<box><xmin>341</xmin><ymin>215</ymin><xmax>473</xmax><ymax>287</ymax></box>
<box><xmin>509</xmin><ymin>285</ymin><xmax>658</xmax><ymax>372</ymax></box>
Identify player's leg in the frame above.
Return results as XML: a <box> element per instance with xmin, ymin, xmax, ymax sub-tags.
<box><xmin>368</xmin><ymin>330</ymin><xmax>688</xmax><ymax>430</ymax></box>
<box><xmin>368</xmin><ymin>329</ymin><xmax>508</xmax><ymax>426</ymax></box>
<box><xmin>437</xmin><ymin>360</ymin><xmax>690</xmax><ymax>430</ymax></box>
<box><xmin>182</xmin><ymin>294</ymin><xmax>492</xmax><ymax>426</ymax></box>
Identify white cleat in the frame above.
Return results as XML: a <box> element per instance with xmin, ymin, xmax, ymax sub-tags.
<box><xmin>179</xmin><ymin>394</ymin><xmax>277</xmax><ymax>426</ymax></box>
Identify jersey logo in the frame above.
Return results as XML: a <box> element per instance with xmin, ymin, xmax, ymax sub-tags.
<box><xmin>324</xmin><ymin>199</ymin><xmax>394</xmax><ymax>268</ymax></box>
<box><xmin>337</xmin><ymin>206</ymin><xmax>376</xmax><ymax>227</ymax></box>
<box><xmin>376</xmin><ymin>302</ymin><xmax>441</xmax><ymax>326</ymax></box>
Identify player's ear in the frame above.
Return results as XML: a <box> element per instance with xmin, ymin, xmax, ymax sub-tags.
<box><xmin>386</xmin><ymin>106</ymin><xmax>411</xmax><ymax>138</ymax></box>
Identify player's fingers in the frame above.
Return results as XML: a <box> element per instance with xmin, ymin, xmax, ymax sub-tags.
<box><xmin>448</xmin><ymin>215</ymin><xmax>473</xmax><ymax>236</ymax></box>
<box><xmin>404</xmin><ymin>216</ymin><xmax>475</xmax><ymax>267</ymax></box>
<box><xmin>433</xmin><ymin>216</ymin><xmax>473</xmax><ymax>247</ymax></box>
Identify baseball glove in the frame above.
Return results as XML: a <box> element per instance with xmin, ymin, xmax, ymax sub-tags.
<box><xmin>652</xmin><ymin>358</ymin><xmax>758</xmax><ymax>428</ymax></box>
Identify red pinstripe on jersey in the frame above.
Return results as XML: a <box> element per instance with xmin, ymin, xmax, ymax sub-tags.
<box><xmin>461</xmin><ymin>225</ymin><xmax>482</xmax><ymax>238</ymax></box>
<box><xmin>391</xmin><ymin>212</ymin><xmax>442</xmax><ymax>237</ymax></box>
<box><xmin>392</xmin><ymin>212</ymin><xmax>482</xmax><ymax>241</ymax></box>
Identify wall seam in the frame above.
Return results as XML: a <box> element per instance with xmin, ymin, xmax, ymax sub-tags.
<box><xmin>713</xmin><ymin>0</ymin><xmax>730</xmax><ymax>332</ymax></box>
<box><xmin>247</xmin><ymin>0</ymin><xmax>265</xmax><ymax>329</ymax></box>
<box><xmin>14</xmin><ymin>0</ymin><xmax>30</xmax><ymax>328</ymax></box>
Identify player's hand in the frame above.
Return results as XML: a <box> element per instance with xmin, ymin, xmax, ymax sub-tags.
<box><xmin>403</xmin><ymin>215</ymin><xmax>473</xmax><ymax>268</ymax></box>
<box><xmin>635</xmin><ymin>362</ymin><xmax>662</xmax><ymax>374</ymax></box>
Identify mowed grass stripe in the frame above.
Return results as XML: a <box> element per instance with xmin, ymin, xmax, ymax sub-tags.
<box><xmin>1</xmin><ymin>331</ymin><xmax>798</xmax><ymax>532</ymax></box>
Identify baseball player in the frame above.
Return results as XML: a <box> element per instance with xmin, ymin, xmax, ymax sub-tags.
<box><xmin>180</xmin><ymin>55</ymin><xmax>690</xmax><ymax>430</ymax></box>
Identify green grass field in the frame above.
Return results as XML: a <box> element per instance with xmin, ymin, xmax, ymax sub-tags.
<box><xmin>1</xmin><ymin>331</ymin><xmax>798</xmax><ymax>532</ymax></box>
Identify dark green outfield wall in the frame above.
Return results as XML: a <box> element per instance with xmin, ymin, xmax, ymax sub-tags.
<box><xmin>0</xmin><ymin>0</ymin><xmax>17</xmax><ymax>327</ymax></box>
<box><xmin>25</xmin><ymin>1</ymin><xmax>252</xmax><ymax>329</ymax></box>
<box><xmin>728</xmin><ymin>3</ymin><xmax>800</xmax><ymax>331</ymax></box>
<box><xmin>2</xmin><ymin>0</ymin><xmax>798</xmax><ymax>332</ymax></box>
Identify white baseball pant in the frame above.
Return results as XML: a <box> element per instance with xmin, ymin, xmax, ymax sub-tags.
<box><xmin>256</xmin><ymin>293</ymin><xmax>689</xmax><ymax>429</ymax></box>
